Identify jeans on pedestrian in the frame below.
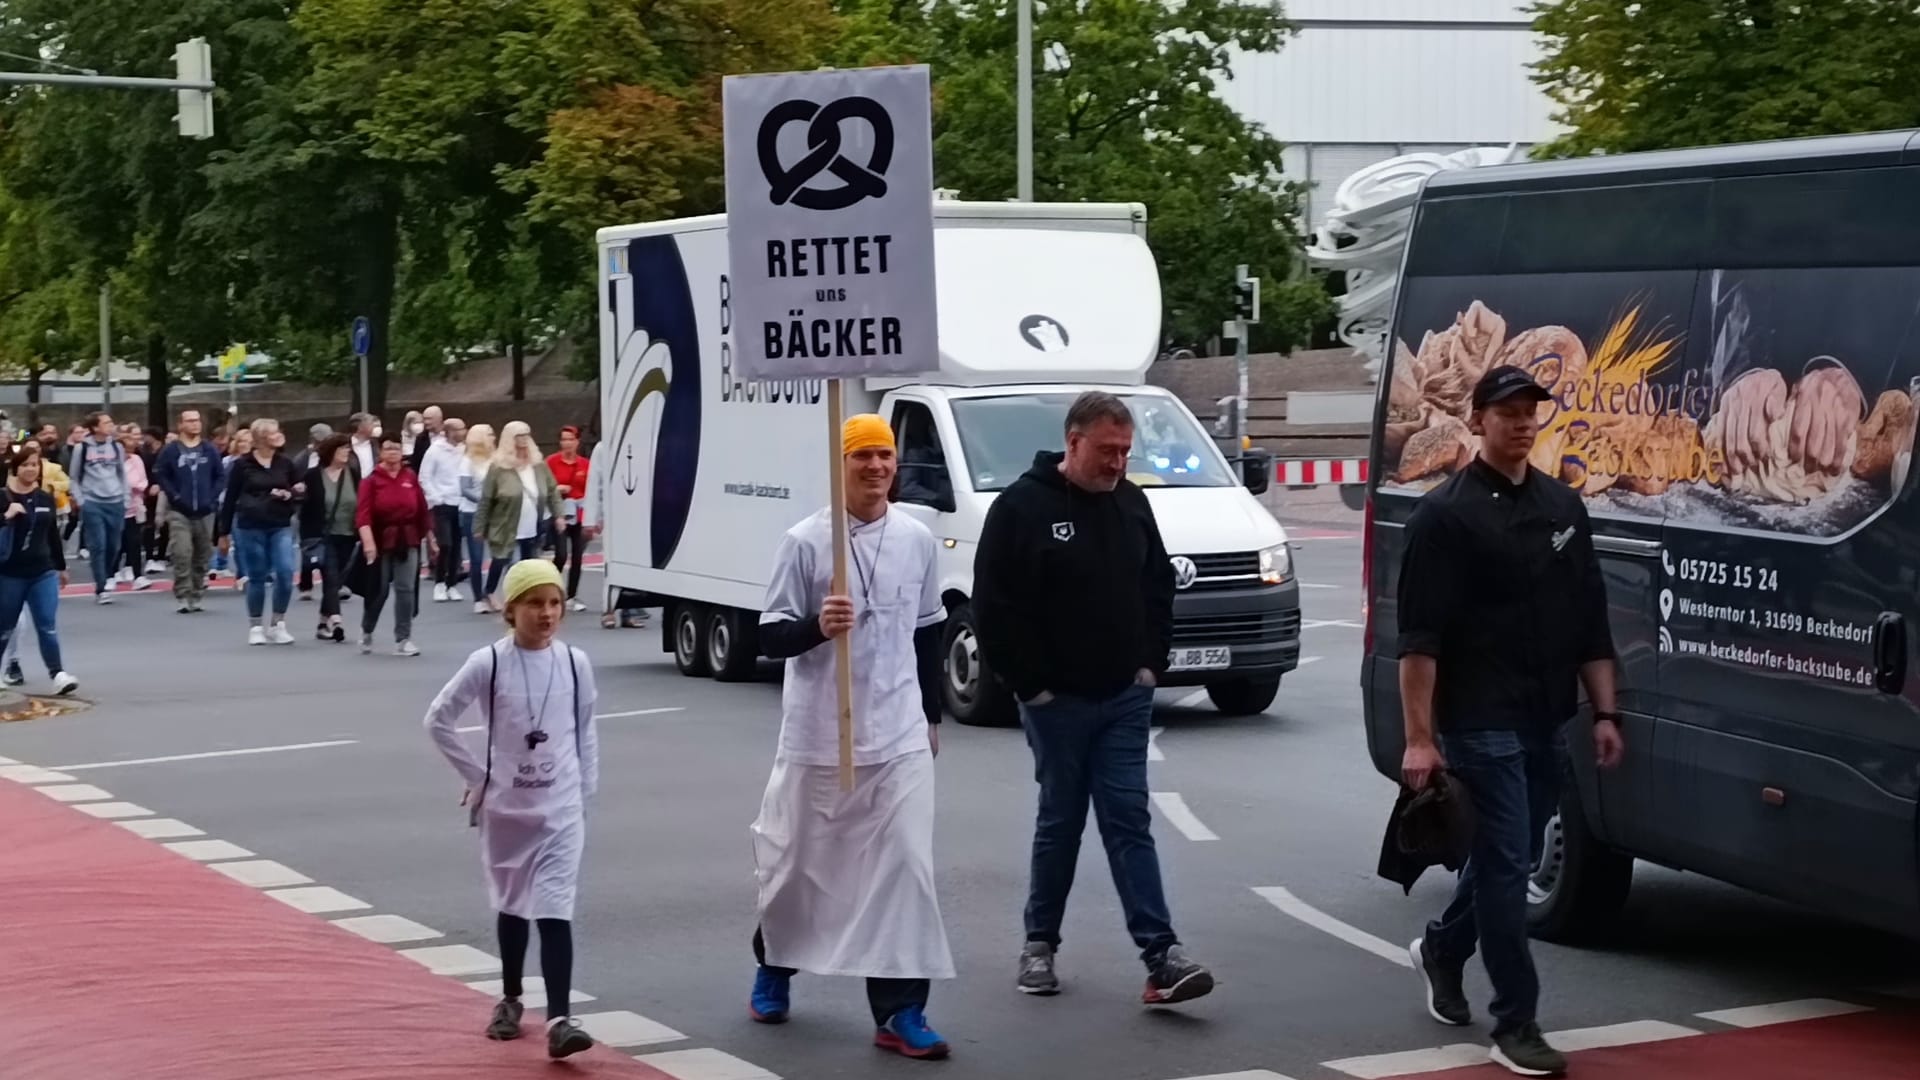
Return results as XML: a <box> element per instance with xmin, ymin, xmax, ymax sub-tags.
<box><xmin>233</xmin><ymin>525</ymin><xmax>296</xmax><ymax>620</ymax></box>
<box><xmin>0</xmin><ymin>571</ymin><xmax>63</xmax><ymax>676</ymax></box>
<box><xmin>430</xmin><ymin>505</ymin><xmax>463</xmax><ymax>585</ymax></box>
<box><xmin>553</xmin><ymin>521</ymin><xmax>586</xmax><ymax>599</ymax></box>
<box><xmin>1424</xmin><ymin>727</ymin><xmax>1566</xmax><ymax>1038</ymax></box>
<box><xmin>460</xmin><ymin>511</ymin><xmax>486</xmax><ymax>600</ymax></box>
<box><xmin>1020</xmin><ymin>682</ymin><xmax>1178</xmax><ymax>965</ymax></box>
<box><xmin>79</xmin><ymin>500</ymin><xmax>123</xmax><ymax>594</ymax></box>
<box><xmin>483</xmin><ymin>537</ymin><xmax>541</xmax><ymax>596</ymax></box>
<box><xmin>316</xmin><ymin>535</ymin><xmax>358</xmax><ymax>620</ymax></box>
<box><xmin>362</xmin><ymin>547</ymin><xmax>420</xmax><ymax>641</ymax></box>
<box><xmin>167</xmin><ymin>511</ymin><xmax>213</xmax><ymax>603</ymax></box>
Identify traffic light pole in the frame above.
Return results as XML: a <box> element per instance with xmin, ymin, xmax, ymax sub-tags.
<box><xmin>0</xmin><ymin>37</ymin><xmax>215</xmax><ymax>138</ymax></box>
<box><xmin>0</xmin><ymin>71</ymin><xmax>209</xmax><ymax>91</ymax></box>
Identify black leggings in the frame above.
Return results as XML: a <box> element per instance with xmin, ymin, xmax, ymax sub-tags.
<box><xmin>498</xmin><ymin>913</ymin><xmax>573</xmax><ymax>1020</ymax></box>
<box><xmin>753</xmin><ymin>925</ymin><xmax>927</xmax><ymax>1025</ymax></box>
<box><xmin>552</xmin><ymin>521</ymin><xmax>586</xmax><ymax>599</ymax></box>
<box><xmin>120</xmin><ymin>516</ymin><xmax>145</xmax><ymax>575</ymax></box>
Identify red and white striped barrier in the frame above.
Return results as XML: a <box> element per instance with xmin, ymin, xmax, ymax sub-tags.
<box><xmin>1274</xmin><ymin>458</ymin><xmax>1369</xmax><ymax>486</ymax></box>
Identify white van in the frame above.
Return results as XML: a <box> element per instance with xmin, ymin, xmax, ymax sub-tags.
<box><xmin>596</xmin><ymin>200</ymin><xmax>1302</xmax><ymax>723</ymax></box>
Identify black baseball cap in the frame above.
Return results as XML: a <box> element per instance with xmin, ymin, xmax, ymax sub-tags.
<box><xmin>1472</xmin><ymin>365</ymin><xmax>1553</xmax><ymax>410</ymax></box>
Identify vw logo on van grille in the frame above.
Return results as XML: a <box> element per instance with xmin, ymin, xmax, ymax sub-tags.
<box><xmin>1170</xmin><ymin>556</ymin><xmax>1198</xmax><ymax>591</ymax></box>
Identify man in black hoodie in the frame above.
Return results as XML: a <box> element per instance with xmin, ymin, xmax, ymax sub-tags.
<box><xmin>974</xmin><ymin>390</ymin><xmax>1213</xmax><ymax>1006</ymax></box>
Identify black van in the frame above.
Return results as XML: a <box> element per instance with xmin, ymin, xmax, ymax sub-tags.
<box><xmin>1361</xmin><ymin>129</ymin><xmax>1920</xmax><ymax>942</ymax></box>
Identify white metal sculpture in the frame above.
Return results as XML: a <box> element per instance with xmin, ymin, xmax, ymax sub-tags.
<box><xmin>1305</xmin><ymin>145</ymin><xmax>1528</xmax><ymax>379</ymax></box>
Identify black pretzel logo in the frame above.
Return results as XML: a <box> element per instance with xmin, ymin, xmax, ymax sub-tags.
<box><xmin>757</xmin><ymin>95</ymin><xmax>894</xmax><ymax>211</ymax></box>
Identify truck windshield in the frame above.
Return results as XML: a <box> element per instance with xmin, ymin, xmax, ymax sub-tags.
<box><xmin>949</xmin><ymin>393</ymin><xmax>1235</xmax><ymax>492</ymax></box>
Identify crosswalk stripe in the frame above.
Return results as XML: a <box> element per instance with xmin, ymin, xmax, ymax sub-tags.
<box><xmin>573</xmin><ymin>1009</ymin><xmax>686</xmax><ymax>1048</ymax></box>
<box><xmin>634</xmin><ymin>1047</ymin><xmax>779</xmax><ymax>1080</ymax></box>
<box><xmin>1696</xmin><ymin>999</ymin><xmax>1872</xmax><ymax>1028</ymax></box>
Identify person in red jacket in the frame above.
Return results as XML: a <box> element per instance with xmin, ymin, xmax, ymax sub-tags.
<box><xmin>545</xmin><ymin>426</ymin><xmax>591</xmax><ymax>612</ymax></box>
<box><xmin>356</xmin><ymin>433</ymin><xmax>438</xmax><ymax>657</ymax></box>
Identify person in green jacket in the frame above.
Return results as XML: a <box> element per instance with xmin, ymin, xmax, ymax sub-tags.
<box><xmin>475</xmin><ymin>420</ymin><xmax>563</xmax><ymax>610</ymax></box>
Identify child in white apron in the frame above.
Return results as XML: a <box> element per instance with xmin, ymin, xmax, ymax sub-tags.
<box><xmin>425</xmin><ymin>558</ymin><xmax>600</xmax><ymax>1059</ymax></box>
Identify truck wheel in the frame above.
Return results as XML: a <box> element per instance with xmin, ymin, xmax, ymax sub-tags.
<box><xmin>707</xmin><ymin>607</ymin><xmax>759</xmax><ymax>683</ymax></box>
<box><xmin>1527</xmin><ymin>788</ymin><xmax>1634</xmax><ymax>944</ymax></box>
<box><xmin>942</xmin><ymin>603</ymin><xmax>1018</xmax><ymax>727</ymax></box>
<box><xmin>671</xmin><ymin>603</ymin><xmax>711</xmax><ymax>677</ymax></box>
<box><xmin>1205</xmin><ymin>677</ymin><xmax>1281</xmax><ymax>716</ymax></box>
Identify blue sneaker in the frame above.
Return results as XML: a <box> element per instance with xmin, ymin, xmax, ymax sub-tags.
<box><xmin>749</xmin><ymin>966</ymin><xmax>790</xmax><ymax>1024</ymax></box>
<box><xmin>874</xmin><ymin>1004</ymin><xmax>950</xmax><ymax>1060</ymax></box>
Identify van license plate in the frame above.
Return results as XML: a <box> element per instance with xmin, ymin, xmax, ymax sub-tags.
<box><xmin>1168</xmin><ymin>646</ymin><xmax>1232</xmax><ymax>672</ymax></box>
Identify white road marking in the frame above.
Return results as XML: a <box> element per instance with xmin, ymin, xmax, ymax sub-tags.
<box><xmin>1299</xmin><ymin>655</ymin><xmax>1324</xmax><ymax>666</ymax></box>
<box><xmin>331</xmin><ymin>914</ymin><xmax>443</xmax><ymax>944</ymax></box>
<box><xmin>573</xmin><ymin>1009</ymin><xmax>687</xmax><ymax>1047</ymax></box>
<box><xmin>455</xmin><ymin>705</ymin><xmax>686</xmax><ymax>733</ymax></box>
<box><xmin>117</xmin><ymin>817</ymin><xmax>203</xmax><ymax>839</ymax></box>
<box><xmin>1302</xmin><ymin>618</ymin><xmax>1364</xmax><ymax>630</ymax></box>
<box><xmin>265</xmin><ymin>885</ymin><xmax>371</xmax><ymax>914</ymax></box>
<box><xmin>162</xmin><ymin>839</ymin><xmax>255</xmax><ymax>862</ymax></box>
<box><xmin>1175</xmin><ymin>690</ymin><xmax>1210</xmax><ymax>709</ymax></box>
<box><xmin>1253</xmin><ymin>886</ymin><xmax>1411</xmax><ymax>968</ymax></box>
<box><xmin>399</xmin><ymin>943</ymin><xmax>499</xmax><ymax>977</ymax></box>
<box><xmin>1546</xmin><ymin>1020</ymin><xmax>1701</xmax><ymax>1051</ymax></box>
<box><xmin>1696</xmin><ymin>999</ymin><xmax>1871</xmax><ymax>1028</ymax></box>
<box><xmin>212</xmin><ymin>859</ymin><xmax>314</xmax><ymax>889</ymax></box>
<box><xmin>1324</xmin><ymin>1044</ymin><xmax>1486</xmax><ymax>1078</ymax></box>
<box><xmin>635</xmin><ymin>1047</ymin><xmax>780</xmax><ymax>1080</ymax></box>
<box><xmin>0</xmin><ymin>764</ymin><xmax>74</xmax><ymax>784</ymax></box>
<box><xmin>76</xmin><ymin>801</ymin><xmax>152</xmax><ymax>819</ymax></box>
<box><xmin>52</xmin><ymin>740</ymin><xmax>358</xmax><ymax>771</ymax></box>
<box><xmin>464</xmin><ymin>977</ymin><xmax>595</xmax><ymax>1006</ymax></box>
<box><xmin>34</xmin><ymin>783</ymin><xmax>113</xmax><ymax>802</ymax></box>
<box><xmin>0</xmin><ymin>754</ymin><xmax>14</xmax><ymax>764</ymax></box>
<box><xmin>1148</xmin><ymin>726</ymin><xmax>1165</xmax><ymax>762</ymax></box>
<box><xmin>1165</xmin><ymin>1073</ymin><xmax>1297</xmax><ymax>1080</ymax></box>
<box><xmin>1298</xmin><ymin>582</ymin><xmax>1341</xmax><ymax>589</ymax></box>
<box><xmin>1150</xmin><ymin>792</ymin><xmax>1219</xmax><ymax>841</ymax></box>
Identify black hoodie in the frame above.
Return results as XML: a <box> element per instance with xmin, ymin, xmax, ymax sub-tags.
<box><xmin>973</xmin><ymin>451</ymin><xmax>1174</xmax><ymax>701</ymax></box>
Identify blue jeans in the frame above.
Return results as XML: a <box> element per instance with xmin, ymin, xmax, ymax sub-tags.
<box><xmin>484</xmin><ymin>537</ymin><xmax>541</xmax><ymax>596</ymax></box>
<box><xmin>0</xmin><ymin>572</ymin><xmax>62</xmax><ymax>675</ymax></box>
<box><xmin>233</xmin><ymin>526</ymin><xmax>296</xmax><ymax>620</ymax></box>
<box><xmin>461</xmin><ymin>511</ymin><xmax>487</xmax><ymax>600</ymax></box>
<box><xmin>79</xmin><ymin>500</ymin><xmax>123</xmax><ymax>594</ymax></box>
<box><xmin>1425</xmin><ymin>727</ymin><xmax>1566</xmax><ymax>1037</ymax></box>
<box><xmin>1020</xmin><ymin>683</ymin><xmax>1178</xmax><ymax>965</ymax></box>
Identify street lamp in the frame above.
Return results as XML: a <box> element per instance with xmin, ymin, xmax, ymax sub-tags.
<box><xmin>1017</xmin><ymin>0</ymin><xmax>1032</xmax><ymax>201</ymax></box>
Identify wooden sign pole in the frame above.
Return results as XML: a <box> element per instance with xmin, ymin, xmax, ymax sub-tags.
<box><xmin>826</xmin><ymin>379</ymin><xmax>856</xmax><ymax>792</ymax></box>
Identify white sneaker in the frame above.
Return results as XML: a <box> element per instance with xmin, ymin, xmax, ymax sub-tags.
<box><xmin>146</xmin><ymin>559</ymin><xmax>168</xmax><ymax>574</ymax></box>
<box><xmin>474</xmin><ymin>601</ymin><xmax>490</xmax><ymax>615</ymax></box>
<box><xmin>96</xmin><ymin>592</ymin><xmax>113</xmax><ymax>605</ymax></box>
<box><xmin>116</xmin><ymin>567</ymin><xmax>132</xmax><ymax>584</ymax></box>
<box><xmin>51</xmin><ymin>671</ymin><xmax>78</xmax><ymax>696</ymax></box>
<box><xmin>235</xmin><ymin>576</ymin><xmax>248</xmax><ymax>592</ymax></box>
<box><xmin>433</xmin><ymin>583</ymin><xmax>449</xmax><ymax>603</ymax></box>
<box><xmin>247</xmin><ymin>625</ymin><xmax>268</xmax><ymax>646</ymax></box>
<box><xmin>447</xmin><ymin>585</ymin><xmax>465</xmax><ymax>602</ymax></box>
<box><xmin>568</xmin><ymin>600</ymin><xmax>588</xmax><ymax>613</ymax></box>
<box><xmin>132</xmin><ymin>575</ymin><xmax>153</xmax><ymax>591</ymax></box>
<box><xmin>396</xmin><ymin>640</ymin><xmax>420</xmax><ymax>657</ymax></box>
<box><xmin>268</xmin><ymin>623</ymin><xmax>296</xmax><ymax>646</ymax></box>
<box><xmin>359</xmin><ymin>633</ymin><xmax>373</xmax><ymax>655</ymax></box>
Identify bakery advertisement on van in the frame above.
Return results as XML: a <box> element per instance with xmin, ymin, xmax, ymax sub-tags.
<box><xmin>1381</xmin><ymin>267</ymin><xmax>1920</xmax><ymax>539</ymax></box>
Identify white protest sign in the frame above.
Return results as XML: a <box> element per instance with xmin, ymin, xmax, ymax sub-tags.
<box><xmin>723</xmin><ymin>65</ymin><xmax>938</xmax><ymax>381</ymax></box>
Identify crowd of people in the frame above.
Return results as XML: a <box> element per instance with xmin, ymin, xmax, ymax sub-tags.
<box><xmin>0</xmin><ymin>404</ymin><xmax>609</xmax><ymax>670</ymax></box>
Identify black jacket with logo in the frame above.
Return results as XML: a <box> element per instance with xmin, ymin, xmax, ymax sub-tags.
<box><xmin>973</xmin><ymin>451</ymin><xmax>1174</xmax><ymax>702</ymax></box>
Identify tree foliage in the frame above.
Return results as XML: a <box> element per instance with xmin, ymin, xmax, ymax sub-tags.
<box><xmin>1531</xmin><ymin>0</ymin><xmax>1920</xmax><ymax>157</ymax></box>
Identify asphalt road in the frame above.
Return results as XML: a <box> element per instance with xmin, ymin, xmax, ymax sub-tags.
<box><xmin>3</xmin><ymin>503</ymin><xmax>1917</xmax><ymax>1080</ymax></box>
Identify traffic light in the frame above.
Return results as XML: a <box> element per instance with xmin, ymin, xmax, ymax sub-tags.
<box><xmin>1233</xmin><ymin>268</ymin><xmax>1260</xmax><ymax>325</ymax></box>
<box><xmin>174</xmin><ymin>38</ymin><xmax>213</xmax><ymax>139</ymax></box>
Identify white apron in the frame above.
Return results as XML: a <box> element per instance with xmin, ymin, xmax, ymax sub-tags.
<box><xmin>751</xmin><ymin>749</ymin><xmax>954</xmax><ymax>979</ymax></box>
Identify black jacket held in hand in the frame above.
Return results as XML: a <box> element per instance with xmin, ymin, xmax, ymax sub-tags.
<box><xmin>973</xmin><ymin>451</ymin><xmax>1174</xmax><ymax>702</ymax></box>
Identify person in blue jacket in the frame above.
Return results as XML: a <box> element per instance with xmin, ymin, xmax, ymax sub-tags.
<box><xmin>152</xmin><ymin>408</ymin><xmax>224</xmax><ymax>613</ymax></box>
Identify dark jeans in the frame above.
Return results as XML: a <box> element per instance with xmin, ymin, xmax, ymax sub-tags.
<box><xmin>460</xmin><ymin>511</ymin><xmax>487</xmax><ymax>600</ymax></box>
<box><xmin>362</xmin><ymin>547</ymin><xmax>420</xmax><ymax>641</ymax></box>
<box><xmin>316</xmin><ymin>535</ymin><xmax>358</xmax><ymax>620</ymax></box>
<box><xmin>1425</xmin><ymin>727</ymin><xmax>1566</xmax><ymax>1038</ymax></box>
<box><xmin>752</xmin><ymin>926</ymin><xmax>927</xmax><ymax>1025</ymax></box>
<box><xmin>484</xmin><ymin>537</ymin><xmax>541</xmax><ymax>596</ymax></box>
<box><xmin>79</xmin><ymin>500</ymin><xmax>122</xmax><ymax>593</ymax></box>
<box><xmin>430</xmin><ymin>505</ymin><xmax>463</xmax><ymax>585</ymax></box>
<box><xmin>0</xmin><ymin>571</ymin><xmax>62</xmax><ymax>675</ymax></box>
<box><xmin>552</xmin><ymin>521</ymin><xmax>586</xmax><ymax>599</ymax></box>
<box><xmin>1020</xmin><ymin>682</ymin><xmax>1177</xmax><ymax>966</ymax></box>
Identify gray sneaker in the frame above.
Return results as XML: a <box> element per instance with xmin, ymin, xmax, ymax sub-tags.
<box><xmin>546</xmin><ymin>1016</ymin><xmax>593</xmax><ymax>1059</ymax></box>
<box><xmin>1490</xmin><ymin>1022</ymin><xmax>1567</xmax><ymax>1077</ymax></box>
<box><xmin>1016</xmin><ymin>941</ymin><xmax>1059</xmax><ymax>996</ymax></box>
<box><xmin>1411</xmin><ymin>937</ymin><xmax>1471</xmax><ymax>1026</ymax></box>
<box><xmin>485</xmin><ymin>998</ymin><xmax>523</xmax><ymax>1041</ymax></box>
<box><xmin>1143</xmin><ymin>944</ymin><xmax>1214</xmax><ymax>1005</ymax></box>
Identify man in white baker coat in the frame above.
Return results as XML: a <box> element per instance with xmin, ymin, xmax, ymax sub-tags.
<box><xmin>748</xmin><ymin>412</ymin><xmax>955</xmax><ymax>1060</ymax></box>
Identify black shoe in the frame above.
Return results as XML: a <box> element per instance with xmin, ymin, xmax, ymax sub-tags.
<box><xmin>485</xmin><ymin>998</ymin><xmax>523</xmax><ymax>1041</ymax></box>
<box><xmin>2</xmin><ymin>662</ymin><xmax>21</xmax><ymax>687</ymax></box>
<box><xmin>1142</xmin><ymin>944</ymin><xmax>1213</xmax><ymax>1004</ymax></box>
<box><xmin>1017</xmin><ymin>941</ymin><xmax>1059</xmax><ymax>996</ymax></box>
<box><xmin>1411</xmin><ymin>937</ymin><xmax>1471</xmax><ymax>1026</ymax></box>
<box><xmin>546</xmin><ymin>1017</ymin><xmax>593</xmax><ymax>1059</ymax></box>
<box><xmin>1490</xmin><ymin>1022</ymin><xmax>1567</xmax><ymax>1077</ymax></box>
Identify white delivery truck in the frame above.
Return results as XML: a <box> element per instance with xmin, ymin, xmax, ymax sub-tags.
<box><xmin>595</xmin><ymin>200</ymin><xmax>1302</xmax><ymax>724</ymax></box>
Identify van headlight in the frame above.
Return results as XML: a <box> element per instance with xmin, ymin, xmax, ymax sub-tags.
<box><xmin>1259</xmin><ymin>542</ymin><xmax>1292</xmax><ymax>585</ymax></box>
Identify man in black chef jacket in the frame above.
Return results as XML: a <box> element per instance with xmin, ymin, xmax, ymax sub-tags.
<box><xmin>1397</xmin><ymin>365</ymin><xmax>1625</xmax><ymax>1078</ymax></box>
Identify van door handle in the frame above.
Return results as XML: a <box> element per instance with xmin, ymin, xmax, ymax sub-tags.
<box><xmin>1593</xmin><ymin>535</ymin><xmax>1662</xmax><ymax>557</ymax></box>
<box><xmin>1872</xmin><ymin>612</ymin><xmax>1906</xmax><ymax>694</ymax></box>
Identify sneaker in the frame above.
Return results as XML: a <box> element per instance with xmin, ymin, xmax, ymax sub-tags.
<box><xmin>396</xmin><ymin>639</ymin><xmax>420</xmax><ymax>657</ymax></box>
<box><xmin>331</xmin><ymin>622</ymin><xmax>346</xmax><ymax>644</ymax></box>
<box><xmin>1142</xmin><ymin>944</ymin><xmax>1214</xmax><ymax>1005</ymax></box>
<box><xmin>96</xmin><ymin>592</ymin><xmax>112</xmax><ymax>605</ymax></box>
<box><xmin>299</xmin><ymin>589</ymin><xmax>314</xmax><ymax>603</ymax></box>
<box><xmin>749</xmin><ymin>966</ymin><xmax>791</xmax><ymax>1023</ymax></box>
<box><xmin>447</xmin><ymin>584</ymin><xmax>465</xmax><ymax>602</ymax></box>
<box><xmin>187</xmin><ymin>600</ymin><xmax>203</xmax><ymax>613</ymax></box>
<box><xmin>433</xmin><ymin>583</ymin><xmax>449</xmax><ymax>603</ymax></box>
<box><xmin>474</xmin><ymin>601</ymin><xmax>490</xmax><ymax>615</ymax></box>
<box><xmin>874</xmin><ymin>1004</ymin><xmax>950</xmax><ymax>1060</ymax></box>
<box><xmin>177</xmin><ymin>602</ymin><xmax>192</xmax><ymax>614</ymax></box>
<box><xmin>268</xmin><ymin>623</ymin><xmax>296</xmax><ymax>645</ymax></box>
<box><xmin>484</xmin><ymin>998</ymin><xmax>523</xmax><ymax>1041</ymax></box>
<box><xmin>146</xmin><ymin>559</ymin><xmax>168</xmax><ymax>574</ymax></box>
<box><xmin>2</xmin><ymin>662</ymin><xmax>21</xmax><ymax>687</ymax></box>
<box><xmin>1017</xmin><ymin>941</ymin><xmax>1060</xmax><ymax>996</ymax></box>
<box><xmin>316</xmin><ymin>623</ymin><xmax>332</xmax><ymax>641</ymax></box>
<box><xmin>235</xmin><ymin>576</ymin><xmax>248</xmax><ymax>592</ymax></box>
<box><xmin>116</xmin><ymin>567</ymin><xmax>132</xmax><ymax>584</ymax></box>
<box><xmin>1490</xmin><ymin>1023</ymin><xmax>1568</xmax><ymax>1077</ymax></box>
<box><xmin>131</xmin><ymin>575</ymin><xmax>151</xmax><ymax>591</ymax></box>
<box><xmin>248</xmin><ymin>625</ymin><xmax>268</xmax><ymax>646</ymax></box>
<box><xmin>359</xmin><ymin>633</ymin><xmax>373</xmax><ymax>655</ymax></box>
<box><xmin>546</xmin><ymin>1017</ymin><xmax>593</xmax><ymax>1060</ymax></box>
<box><xmin>1412</xmin><ymin>937</ymin><xmax>1471</xmax><ymax>1026</ymax></box>
<box><xmin>568</xmin><ymin>599</ymin><xmax>588</xmax><ymax>612</ymax></box>
<box><xmin>51</xmin><ymin>671</ymin><xmax>78</xmax><ymax>696</ymax></box>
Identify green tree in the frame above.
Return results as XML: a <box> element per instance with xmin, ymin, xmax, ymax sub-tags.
<box><xmin>1531</xmin><ymin>0</ymin><xmax>1920</xmax><ymax>156</ymax></box>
